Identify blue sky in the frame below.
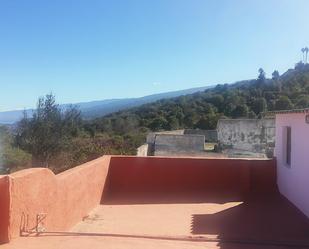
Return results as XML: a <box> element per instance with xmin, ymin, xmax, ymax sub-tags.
<box><xmin>0</xmin><ymin>0</ymin><xmax>309</xmax><ymax>111</ymax></box>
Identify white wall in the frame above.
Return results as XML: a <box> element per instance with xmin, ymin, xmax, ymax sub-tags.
<box><xmin>275</xmin><ymin>113</ymin><xmax>309</xmax><ymax>217</ymax></box>
<box><xmin>154</xmin><ymin>134</ymin><xmax>205</xmax><ymax>156</ymax></box>
<box><xmin>136</xmin><ymin>144</ymin><xmax>149</xmax><ymax>156</ymax></box>
<box><xmin>217</xmin><ymin>118</ymin><xmax>275</xmax><ymax>153</ymax></box>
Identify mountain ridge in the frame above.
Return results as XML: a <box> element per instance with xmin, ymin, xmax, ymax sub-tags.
<box><xmin>0</xmin><ymin>85</ymin><xmax>213</xmax><ymax>124</ymax></box>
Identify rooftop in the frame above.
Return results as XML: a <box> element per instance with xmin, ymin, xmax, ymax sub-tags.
<box><xmin>266</xmin><ymin>108</ymin><xmax>309</xmax><ymax>115</ymax></box>
<box><xmin>1</xmin><ymin>156</ymin><xmax>309</xmax><ymax>248</ymax></box>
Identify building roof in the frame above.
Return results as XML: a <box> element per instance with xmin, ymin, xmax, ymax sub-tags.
<box><xmin>266</xmin><ymin>108</ymin><xmax>309</xmax><ymax>115</ymax></box>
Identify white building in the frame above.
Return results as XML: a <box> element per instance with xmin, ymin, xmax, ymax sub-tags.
<box><xmin>273</xmin><ymin>108</ymin><xmax>309</xmax><ymax>217</ymax></box>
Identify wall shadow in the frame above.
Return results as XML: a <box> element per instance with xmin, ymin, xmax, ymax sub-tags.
<box><xmin>191</xmin><ymin>194</ymin><xmax>309</xmax><ymax>248</ymax></box>
<box><xmin>101</xmin><ymin>156</ymin><xmax>277</xmax><ymax>205</ymax></box>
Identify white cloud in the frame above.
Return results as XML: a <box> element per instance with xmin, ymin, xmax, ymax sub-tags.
<box><xmin>152</xmin><ymin>82</ymin><xmax>161</xmax><ymax>86</ymax></box>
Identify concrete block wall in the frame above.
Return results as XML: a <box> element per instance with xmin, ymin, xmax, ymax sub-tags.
<box><xmin>184</xmin><ymin>129</ymin><xmax>218</xmax><ymax>142</ymax></box>
<box><xmin>136</xmin><ymin>144</ymin><xmax>149</xmax><ymax>156</ymax></box>
<box><xmin>154</xmin><ymin>134</ymin><xmax>205</xmax><ymax>156</ymax></box>
<box><xmin>217</xmin><ymin>118</ymin><xmax>275</xmax><ymax>154</ymax></box>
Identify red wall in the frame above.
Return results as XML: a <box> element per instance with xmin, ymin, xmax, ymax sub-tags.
<box><xmin>108</xmin><ymin>157</ymin><xmax>277</xmax><ymax>198</ymax></box>
<box><xmin>0</xmin><ymin>156</ymin><xmax>277</xmax><ymax>244</ymax></box>
<box><xmin>7</xmin><ymin>156</ymin><xmax>111</xmax><ymax>241</ymax></box>
<box><xmin>0</xmin><ymin>176</ymin><xmax>10</xmax><ymax>244</ymax></box>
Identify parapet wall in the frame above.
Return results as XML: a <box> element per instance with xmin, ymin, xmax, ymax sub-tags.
<box><xmin>0</xmin><ymin>176</ymin><xmax>10</xmax><ymax>243</ymax></box>
<box><xmin>108</xmin><ymin>156</ymin><xmax>277</xmax><ymax>198</ymax></box>
<box><xmin>0</xmin><ymin>156</ymin><xmax>111</xmax><ymax>243</ymax></box>
<box><xmin>0</xmin><ymin>155</ymin><xmax>277</xmax><ymax>244</ymax></box>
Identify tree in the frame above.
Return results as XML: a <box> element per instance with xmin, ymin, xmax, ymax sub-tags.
<box><xmin>148</xmin><ymin>117</ymin><xmax>169</xmax><ymax>131</ymax></box>
<box><xmin>167</xmin><ymin>115</ymin><xmax>179</xmax><ymax>130</ymax></box>
<box><xmin>302</xmin><ymin>47</ymin><xmax>309</xmax><ymax>64</ymax></box>
<box><xmin>0</xmin><ymin>126</ymin><xmax>31</xmax><ymax>173</ymax></box>
<box><xmin>15</xmin><ymin>94</ymin><xmax>82</xmax><ymax>167</ymax></box>
<box><xmin>252</xmin><ymin>97</ymin><xmax>267</xmax><ymax>115</ymax></box>
<box><xmin>194</xmin><ymin>113</ymin><xmax>221</xmax><ymax>130</ymax></box>
<box><xmin>257</xmin><ymin>68</ymin><xmax>266</xmax><ymax>83</ymax></box>
<box><xmin>272</xmin><ymin>70</ymin><xmax>281</xmax><ymax>92</ymax></box>
<box><xmin>231</xmin><ymin>104</ymin><xmax>249</xmax><ymax>118</ymax></box>
<box><xmin>275</xmin><ymin>96</ymin><xmax>293</xmax><ymax>110</ymax></box>
<box><xmin>295</xmin><ymin>95</ymin><xmax>309</xmax><ymax>108</ymax></box>
<box><xmin>272</xmin><ymin>70</ymin><xmax>280</xmax><ymax>80</ymax></box>
<box><xmin>302</xmin><ymin>48</ymin><xmax>306</xmax><ymax>63</ymax></box>
<box><xmin>207</xmin><ymin>94</ymin><xmax>224</xmax><ymax>112</ymax></box>
<box><xmin>295</xmin><ymin>61</ymin><xmax>305</xmax><ymax>70</ymax></box>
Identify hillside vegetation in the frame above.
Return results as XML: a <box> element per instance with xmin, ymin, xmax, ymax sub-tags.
<box><xmin>2</xmin><ymin>62</ymin><xmax>309</xmax><ymax>173</ymax></box>
<box><xmin>89</xmin><ymin>62</ymin><xmax>309</xmax><ymax>134</ymax></box>
<box><xmin>0</xmin><ymin>86</ymin><xmax>212</xmax><ymax>124</ymax></box>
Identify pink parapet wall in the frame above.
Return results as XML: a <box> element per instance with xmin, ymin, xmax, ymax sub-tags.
<box><xmin>3</xmin><ymin>156</ymin><xmax>111</xmax><ymax>243</ymax></box>
<box><xmin>0</xmin><ymin>176</ymin><xmax>10</xmax><ymax>244</ymax></box>
<box><xmin>0</xmin><ymin>155</ymin><xmax>277</xmax><ymax>244</ymax></box>
<box><xmin>108</xmin><ymin>156</ymin><xmax>277</xmax><ymax>198</ymax></box>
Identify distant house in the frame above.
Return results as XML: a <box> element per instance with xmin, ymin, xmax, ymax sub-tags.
<box><xmin>271</xmin><ymin>108</ymin><xmax>309</xmax><ymax>217</ymax></box>
<box><xmin>137</xmin><ymin>129</ymin><xmax>218</xmax><ymax>157</ymax></box>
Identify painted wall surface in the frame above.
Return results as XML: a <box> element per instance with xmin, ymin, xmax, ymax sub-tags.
<box><xmin>217</xmin><ymin>118</ymin><xmax>275</xmax><ymax>153</ymax></box>
<box><xmin>0</xmin><ymin>155</ymin><xmax>277</xmax><ymax>244</ymax></box>
<box><xmin>0</xmin><ymin>176</ymin><xmax>10</xmax><ymax>244</ymax></box>
<box><xmin>154</xmin><ymin>134</ymin><xmax>205</xmax><ymax>156</ymax></box>
<box><xmin>7</xmin><ymin>156</ymin><xmax>111</xmax><ymax>240</ymax></box>
<box><xmin>108</xmin><ymin>157</ymin><xmax>276</xmax><ymax>198</ymax></box>
<box><xmin>275</xmin><ymin>113</ymin><xmax>309</xmax><ymax>217</ymax></box>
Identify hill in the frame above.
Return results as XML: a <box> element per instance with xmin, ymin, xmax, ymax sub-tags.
<box><xmin>0</xmin><ymin>86</ymin><xmax>212</xmax><ymax>124</ymax></box>
<box><xmin>6</xmin><ymin>62</ymin><xmax>309</xmax><ymax>174</ymax></box>
<box><xmin>88</xmin><ymin>63</ymin><xmax>309</xmax><ymax>134</ymax></box>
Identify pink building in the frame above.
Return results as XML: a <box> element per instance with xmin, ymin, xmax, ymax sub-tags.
<box><xmin>274</xmin><ymin>108</ymin><xmax>309</xmax><ymax>217</ymax></box>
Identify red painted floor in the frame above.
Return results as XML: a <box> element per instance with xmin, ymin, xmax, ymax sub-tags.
<box><xmin>3</xmin><ymin>193</ymin><xmax>309</xmax><ymax>249</ymax></box>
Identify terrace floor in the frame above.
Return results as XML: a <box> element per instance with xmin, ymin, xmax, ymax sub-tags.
<box><xmin>3</xmin><ymin>193</ymin><xmax>309</xmax><ymax>249</ymax></box>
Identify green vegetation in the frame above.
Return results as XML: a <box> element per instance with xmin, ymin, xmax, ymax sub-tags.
<box><xmin>1</xmin><ymin>62</ymin><xmax>309</xmax><ymax>173</ymax></box>
<box><xmin>0</xmin><ymin>126</ymin><xmax>31</xmax><ymax>173</ymax></box>
<box><xmin>11</xmin><ymin>94</ymin><xmax>144</xmax><ymax>173</ymax></box>
<box><xmin>91</xmin><ymin>62</ymin><xmax>309</xmax><ymax>133</ymax></box>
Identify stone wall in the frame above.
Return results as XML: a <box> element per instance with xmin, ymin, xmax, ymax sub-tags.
<box><xmin>217</xmin><ymin>118</ymin><xmax>275</xmax><ymax>154</ymax></box>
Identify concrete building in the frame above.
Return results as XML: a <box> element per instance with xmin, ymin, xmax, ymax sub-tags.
<box><xmin>217</xmin><ymin>118</ymin><xmax>275</xmax><ymax>157</ymax></box>
<box><xmin>138</xmin><ymin>129</ymin><xmax>217</xmax><ymax>157</ymax></box>
<box><xmin>272</xmin><ymin>108</ymin><xmax>309</xmax><ymax>218</ymax></box>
